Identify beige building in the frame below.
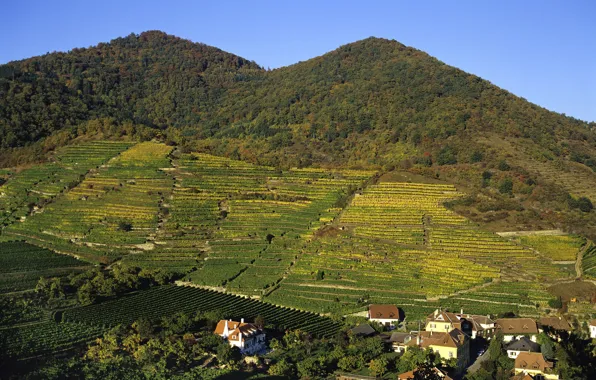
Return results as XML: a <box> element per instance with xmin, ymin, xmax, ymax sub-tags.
<box><xmin>407</xmin><ymin>329</ymin><xmax>469</xmax><ymax>371</ymax></box>
<box><xmin>513</xmin><ymin>352</ymin><xmax>559</xmax><ymax>379</ymax></box>
<box><xmin>425</xmin><ymin>309</ymin><xmax>472</xmax><ymax>336</ymax></box>
<box><xmin>495</xmin><ymin>318</ymin><xmax>538</xmax><ymax>342</ymax></box>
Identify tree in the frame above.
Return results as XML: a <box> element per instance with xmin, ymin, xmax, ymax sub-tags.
<box><xmin>489</xmin><ymin>331</ymin><xmax>504</xmax><ymax>361</ymax></box>
<box><xmin>297</xmin><ymin>357</ymin><xmax>324</xmax><ymax>379</ymax></box>
<box><xmin>117</xmin><ymin>220</ymin><xmax>133</xmax><ymax>232</ymax></box>
<box><xmin>216</xmin><ymin>343</ymin><xmax>240</xmax><ymax>366</ymax></box>
<box><xmin>254</xmin><ymin>315</ymin><xmax>265</xmax><ymax>329</ymax></box>
<box><xmin>499</xmin><ymin>178</ymin><xmax>513</xmax><ymax>195</ymax></box>
<box><xmin>548</xmin><ymin>297</ymin><xmax>562</xmax><ymax>309</ymax></box>
<box><xmin>369</xmin><ymin>356</ymin><xmax>389</xmax><ymax>376</ymax></box>
<box><xmin>268</xmin><ymin>359</ymin><xmax>295</xmax><ymax>377</ymax></box>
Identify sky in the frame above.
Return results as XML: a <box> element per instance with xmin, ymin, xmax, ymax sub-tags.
<box><xmin>1</xmin><ymin>0</ymin><xmax>595</xmax><ymax>122</ymax></box>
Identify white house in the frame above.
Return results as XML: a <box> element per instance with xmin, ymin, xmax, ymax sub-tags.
<box><xmin>368</xmin><ymin>304</ymin><xmax>402</xmax><ymax>327</ymax></box>
<box><xmin>214</xmin><ymin>319</ymin><xmax>266</xmax><ymax>355</ymax></box>
<box><xmin>590</xmin><ymin>320</ymin><xmax>596</xmax><ymax>339</ymax></box>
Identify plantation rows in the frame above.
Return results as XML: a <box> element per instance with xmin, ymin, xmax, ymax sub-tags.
<box><xmin>0</xmin><ymin>141</ymin><xmax>132</xmax><ymax>227</ymax></box>
<box><xmin>582</xmin><ymin>242</ymin><xmax>596</xmax><ymax>279</ymax></box>
<box><xmin>63</xmin><ymin>285</ymin><xmax>342</xmax><ymax>338</ymax></box>
<box><xmin>514</xmin><ymin>234</ymin><xmax>584</xmax><ymax>262</ymax></box>
<box><xmin>125</xmin><ymin>152</ymin><xmax>373</xmax><ymax>294</ymax></box>
<box><xmin>0</xmin><ymin>241</ymin><xmax>91</xmax><ymax>293</ymax></box>
<box><xmin>430</xmin><ymin>227</ymin><xmax>569</xmax><ymax>281</ymax></box>
<box><xmin>266</xmin><ymin>180</ymin><xmax>570</xmax><ymax>316</ymax></box>
<box><xmin>2</xmin><ymin>142</ymin><xmax>173</xmax><ymax>262</ymax></box>
<box><xmin>3</xmin><ymin>321</ymin><xmax>105</xmax><ymax>357</ymax></box>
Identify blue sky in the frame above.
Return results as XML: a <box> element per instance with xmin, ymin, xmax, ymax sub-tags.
<box><xmin>1</xmin><ymin>0</ymin><xmax>595</xmax><ymax>122</ymax></box>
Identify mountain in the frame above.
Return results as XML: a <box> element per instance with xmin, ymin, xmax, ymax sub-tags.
<box><xmin>1</xmin><ymin>31</ymin><xmax>596</xmax><ymax>237</ymax></box>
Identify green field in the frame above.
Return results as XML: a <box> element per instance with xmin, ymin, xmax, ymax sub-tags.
<box><xmin>514</xmin><ymin>234</ymin><xmax>584</xmax><ymax>261</ymax></box>
<box><xmin>63</xmin><ymin>285</ymin><xmax>341</xmax><ymax>338</ymax></box>
<box><xmin>0</xmin><ymin>142</ymin><xmax>582</xmax><ymax>327</ymax></box>
<box><xmin>0</xmin><ymin>241</ymin><xmax>91</xmax><ymax>294</ymax></box>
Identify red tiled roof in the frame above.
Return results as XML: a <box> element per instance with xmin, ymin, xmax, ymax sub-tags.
<box><xmin>514</xmin><ymin>352</ymin><xmax>554</xmax><ymax>372</ymax></box>
<box><xmin>495</xmin><ymin>318</ymin><xmax>538</xmax><ymax>335</ymax></box>
<box><xmin>368</xmin><ymin>304</ymin><xmax>400</xmax><ymax>319</ymax></box>
<box><xmin>538</xmin><ymin>317</ymin><xmax>571</xmax><ymax>331</ymax></box>
<box><xmin>408</xmin><ymin>328</ymin><xmax>466</xmax><ymax>349</ymax></box>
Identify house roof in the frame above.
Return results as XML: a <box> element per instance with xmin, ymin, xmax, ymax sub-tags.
<box><xmin>506</xmin><ymin>336</ymin><xmax>540</xmax><ymax>352</ymax></box>
<box><xmin>539</xmin><ymin>317</ymin><xmax>572</xmax><ymax>331</ymax></box>
<box><xmin>589</xmin><ymin>319</ymin><xmax>596</xmax><ymax>327</ymax></box>
<box><xmin>495</xmin><ymin>318</ymin><xmax>538</xmax><ymax>335</ymax></box>
<box><xmin>214</xmin><ymin>320</ymin><xmax>261</xmax><ymax>342</ymax></box>
<box><xmin>409</xmin><ymin>328</ymin><xmax>466</xmax><ymax>349</ymax></box>
<box><xmin>514</xmin><ymin>352</ymin><xmax>554</xmax><ymax>372</ymax></box>
<box><xmin>368</xmin><ymin>304</ymin><xmax>400</xmax><ymax>320</ymax></box>
<box><xmin>427</xmin><ymin>309</ymin><xmax>461</xmax><ymax>324</ymax></box>
<box><xmin>350</xmin><ymin>323</ymin><xmax>376</xmax><ymax>337</ymax></box>
<box><xmin>397</xmin><ymin>367</ymin><xmax>453</xmax><ymax>380</ymax></box>
<box><xmin>389</xmin><ymin>332</ymin><xmax>413</xmax><ymax>344</ymax></box>
<box><xmin>464</xmin><ymin>314</ymin><xmax>495</xmax><ymax>326</ymax></box>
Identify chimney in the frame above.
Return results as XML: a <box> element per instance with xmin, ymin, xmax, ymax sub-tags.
<box><xmin>461</xmin><ymin>308</ymin><xmax>464</xmax><ymax>315</ymax></box>
<box><xmin>241</xmin><ymin>318</ymin><xmax>244</xmax><ymax>323</ymax></box>
<box><xmin>434</xmin><ymin>309</ymin><xmax>438</xmax><ymax>318</ymax></box>
<box><xmin>416</xmin><ymin>335</ymin><xmax>421</xmax><ymax>345</ymax></box>
<box><xmin>223</xmin><ymin>321</ymin><xmax>229</xmax><ymax>337</ymax></box>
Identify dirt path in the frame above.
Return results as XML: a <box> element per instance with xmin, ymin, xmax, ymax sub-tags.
<box><xmin>575</xmin><ymin>240</ymin><xmax>592</xmax><ymax>278</ymax></box>
<box><xmin>496</xmin><ymin>229</ymin><xmax>566</xmax><ymax>237</ymax></box>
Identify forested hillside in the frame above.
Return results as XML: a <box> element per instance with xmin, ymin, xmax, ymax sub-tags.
<box><xmin>1</xmin><ymin>31</ymin><xmax>596</xmax><ymax>237</ymax></box>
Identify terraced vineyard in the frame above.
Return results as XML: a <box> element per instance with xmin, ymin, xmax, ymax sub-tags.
<box><xmin>267</xmin><ymin>181</ymin><xmax>572</xmax><ymax>316</ymax></box>
<box><xmin>583</xmin><ymin>242</ymin><xmax>596</xmax><ymax>279</ymax></box>
<box><xmin>63</xmin><ymin>285</ymin><xmax>341</xmax><ymax>338</ymax></box>
<box><xmin>124</xmin><ymin>153</ymin><xmax>374</xmax><ymax>295</ymax></box>
<box><xmin>512</xmin><ymin>234</ymin><xmax>584</xmax><ymax>262</ymax></box>
<box><xmin>0</xmin><ymin>141</ymin><xmax>132</xmax><ymax>228</ymax></box>
<box><xmin>1</xmin><ymin>142</ymin><xmax>172</xmax><ymax>262</ymax></box>
<box><xmin>0</xmin><ymin>241</ymin><xmax>91</xmax><ymax>293</ymax></box>
<box><xmin>0</xmin><ymin>144</ymin><xmax>584</xmax><ymax>326</ymax></box>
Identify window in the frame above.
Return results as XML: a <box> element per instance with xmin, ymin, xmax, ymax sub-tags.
<box><xmin>449</xmin><ymin>351</ymin><xmax>453</xmax><ymax>358</ymax></box>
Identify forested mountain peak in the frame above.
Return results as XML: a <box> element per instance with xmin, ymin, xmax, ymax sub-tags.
<box><xmin>1</xmin><ymin>31</ymin><xmax>596</xmax><ymax>237</ymax></box>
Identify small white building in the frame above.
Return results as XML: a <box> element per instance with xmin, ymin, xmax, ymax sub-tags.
<box><xmin>590</xmin><ymin>320</ymin><xmax>596</xmax><ymax>339</ymax></box>
<box><xmin>368</xmin><ymin>304</ymin><xmax>402</xmax><ymax>327</ymax></box>
<box><xmin>215</xmin><ymin>319</ymin><xmax>266</xmax><ymax>355</ymax></box>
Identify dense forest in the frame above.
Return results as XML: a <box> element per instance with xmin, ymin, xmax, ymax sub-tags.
<box><xmin>1</xmin><ymin>30</ymin><xmax>596</xmax><ymax>236</ymax></box>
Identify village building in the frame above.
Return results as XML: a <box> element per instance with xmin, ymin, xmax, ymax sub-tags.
<box><xmin>456</xmin><ymin>313</ymin><xmax>496</xmax><ymax>339</ymax></box>
<box><xmin>385</xmin><ymin>332</ymin><xmax>414</xmax><ymax>353</ymax></box>
<box><xmin>406</xmin><ymin>329</ymin><xmax>469</xmax><ymax>371</ymax></box>
<box><xmin>425</xmin><ymin>309</ymin><xmax>472</xmax><ymax>336</ymax></box>
<box><xmin>506</xmin><ymin>336</ymin><xmax>541</xmax><ymax>359</ymax></box>
<box><xmin>495</xmin><ymin>318</ymin><xmax>539</xmax><ymax>342</ymax></box>
<box><xmin>513</xmin><ymin>352</ymin><xmax>559</xmax><ymax>379</ymax></box>
<box><xmin>397</xmin><ymin>366</ymin><xmax>453</xmax><ymax>380</ymax></box>
<box><xmin>367</xmin><ymin>304</ymin><xmax>402</xmax><ymax>327</ymax></box>
<box><xmin>214</xmin><ymin>319</ymin><xmax>266</xmax><ymax>355</ymax></box>
<box><xmin>589</xmin><ymin>320</ymin><xmax>596</xmax><ymax>339</ymax></box>
<box><xmin>349</xmin><ymin>323</ymin><xmax>377</xmax><ymax>338</ymax></box>
<box><xmin>538</xmin><ymin>317</ymin><xmax>572</xmax><ymax>333</ymax></box>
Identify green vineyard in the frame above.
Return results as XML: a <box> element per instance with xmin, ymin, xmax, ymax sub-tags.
<box><xmin>0</xmin><ymin>241</ymin><xmax>91</xmax><ymax>293</ymax></box>
<box><xmin>63</xmin><ymin>285</ymin><xmax>342</xmax><ymax>338</ymax></box>
<box><xmin>0</xmin><ymin>140</ymin><xmax>585</xmax><ymax>333</ymax></box>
